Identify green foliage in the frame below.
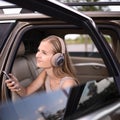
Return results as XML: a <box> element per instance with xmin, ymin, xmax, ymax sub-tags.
<box><xmin>57</xmin><ymin>0</ymin><xmax>110</xmax><ymax>11</ymax></box>
<box><xmin>104</xmin><ymin>35</ymin><xmax>112</xmax><ymax>43</ymax></box>
<box><xmin>65</xmin><ymin>35</ymin><xmax>92</xmax><ymax>44</ymax></box>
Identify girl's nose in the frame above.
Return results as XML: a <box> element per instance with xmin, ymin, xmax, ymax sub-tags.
<box><xmin>36</xmin><ymin>51</ymin><xmax>39</xmax><ymax>58</ymax></box>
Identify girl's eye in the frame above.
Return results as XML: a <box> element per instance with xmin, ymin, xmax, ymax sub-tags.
<box><xmin>42</xmin><ymin>51</ymin><xmax>47</xmax><ymax>55</ymax></box>
<box><xmin>37</xmin><ymin>49</ymin><xmax>47</xmax><ymax>55</ymax></box>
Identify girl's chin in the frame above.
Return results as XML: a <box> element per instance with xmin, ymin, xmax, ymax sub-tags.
<box><xmin>36</xmin><ymin>63</ymin><xmax>41</xmax><ymax>68</ymax></box>
<box><xmin>36</xmin><ymin>63</ymin><xmax>52</xmax><ymax>69</ymax></box>
<box><xmin>37</xmin><ymin>64</ymin><xmax>45</xmax><ymax>68</ymax></box>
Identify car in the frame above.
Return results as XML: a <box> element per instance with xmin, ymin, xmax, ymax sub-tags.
<box><xmin>0</xmin><ymin>0</ymin><xmax>120</xmax><ymax>120</ymax></box>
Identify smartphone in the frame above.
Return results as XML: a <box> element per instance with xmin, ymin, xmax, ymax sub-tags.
<box><xmin>2</xmin><ymin>71</ymin><xmax>11</xmax><ymax>79</ymax></box>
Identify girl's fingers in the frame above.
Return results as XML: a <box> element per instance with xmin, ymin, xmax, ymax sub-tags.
<box><xmin>6</xmin><ymin>81</ymin><xmax>15</xmax><ymax>87</ymax></box>
<box><xmin>5</xmin><ymin>79</ymin><xmax>12</xmax><ymax>83</ymax></box>
<box><xmin>5</xmin><ymin>73</ymin><xmax>20</xmax><ymax>91</ymax></box>
<box><xmin>9</xmin><ymin>74</ymin><xmax>18</xmax><ymax>81</ymax></box>
<box><xmin>7</xmin><ymin>82</ymin><xmax>19</xmax><ymax>91</ymax></box>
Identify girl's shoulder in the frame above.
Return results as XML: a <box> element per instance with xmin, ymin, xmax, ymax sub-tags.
<box><xmin>60</xmin><ymin>76</ymin><xmax>77</xmax><ymax>88</ymax></box>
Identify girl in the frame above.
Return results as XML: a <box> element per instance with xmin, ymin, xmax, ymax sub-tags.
<box><xmin>5</xmin><ymin>35</ymin><xmax>78</xmax><ymax>97</ymax></box>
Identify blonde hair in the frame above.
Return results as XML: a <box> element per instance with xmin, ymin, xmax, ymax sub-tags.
<box><xmin>42</xmin><ymin>35</ymin><xmax>78</xmax><ymax>83</ymax></box>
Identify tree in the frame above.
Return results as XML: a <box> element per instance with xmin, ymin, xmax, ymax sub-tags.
<box><xmin>57</xmin><ymin>0</ymin><xmax>110</xmax><ymax>11</ymax></box>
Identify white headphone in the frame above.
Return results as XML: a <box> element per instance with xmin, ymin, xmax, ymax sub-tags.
<box><xmin>51</xmin><ymin>36</ymin><xmax>65</xmax><ymax>67</ymax></box>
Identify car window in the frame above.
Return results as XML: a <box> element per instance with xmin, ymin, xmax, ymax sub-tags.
<box><xmin>3</xmin><ymin>25</ymin><xmax>109</xmax><ymax>102</ymax></box>
<box><xmin>79</xmin><ymin>77</ymin><xmax>118</xmax><ymax>107</ymax></box>
<box><xmin>65</xmin><ymin>34</ymin><xmax>100</xmax><ymax>57</ymax></box>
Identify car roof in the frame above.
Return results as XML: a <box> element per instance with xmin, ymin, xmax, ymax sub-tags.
<box><xmin>3</xmin><ymin>0</ymin><xmax>93</xmax><ymax>25</ymax></box>
<box><xmin>0</xmin><ymin>1</ymin><xmax>120</xmax><ymax>23</ymax></box>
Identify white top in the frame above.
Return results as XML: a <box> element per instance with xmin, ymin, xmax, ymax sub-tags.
<box><xmin>45</xmin><ymin>76</ymin><xmax>74</xmax><ymax>93</ymax></box>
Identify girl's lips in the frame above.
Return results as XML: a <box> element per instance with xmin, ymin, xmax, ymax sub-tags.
<box><xmin>37</xmin><ymin>59</ymin><xmax>42</xmax><ymax>63</ymax></box>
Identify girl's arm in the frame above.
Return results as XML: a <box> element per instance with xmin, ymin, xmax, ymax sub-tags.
<box><xmin>25</xmin><ymin>70</ymin><xmax>46</xmax><ymax>96</ymax></box>
<box><xmin>5</xmin><ymin>70</ymin><xmax>46</xmax><ymax>97</ymax></box>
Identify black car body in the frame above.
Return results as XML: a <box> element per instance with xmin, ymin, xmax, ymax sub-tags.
<box><xmin>0</xmin><ymin>0</ymin><xmax>120</xmax><ymax>120</ymax></box>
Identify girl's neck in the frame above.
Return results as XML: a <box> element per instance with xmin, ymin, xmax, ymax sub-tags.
<box><xmin>45</xmin><ymin>68</ymin><xmax>56</xmax><ymax>79</ymax></box>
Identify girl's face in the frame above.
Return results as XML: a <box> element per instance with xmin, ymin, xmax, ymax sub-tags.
<box><xmin>36</xmin><ymin>41</ymin><xmax>54</xmax><ymax>68</ymax></box>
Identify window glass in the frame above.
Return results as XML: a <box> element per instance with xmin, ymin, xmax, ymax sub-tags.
<box><xmin>76</xmin><ymin>77</ymin><xmax>120</xmax><ymax>117</ymax></box>
<box><xmin>65</xmin><ymin>34</ymin><xmax>98</xmax><ymax>52</ymax></box>
<box><xmin>65</xmin><ymin>34</ymin><xmax>101</xmax><ymax>58</ymax></box>
<box><xmin>65</xmin><ymin>33</ymin><xmax>114</xmax><ymax>58</ymax></box>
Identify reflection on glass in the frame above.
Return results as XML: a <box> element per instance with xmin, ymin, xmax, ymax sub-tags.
<box><xmin>0</xmin><ymin>88</ymin><xmax>70</xmax><ymax>120</ymax></box>
<box><xmin>77</xmin><ymin>77</ymin><xmax>119</xmax><ymax>116</ymax></box>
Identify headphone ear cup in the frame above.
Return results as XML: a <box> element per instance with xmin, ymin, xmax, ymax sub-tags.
<box><xmin>51</xmin><ymin>53</ymin><xmax>64</xmax><ymax>67</ymax></box>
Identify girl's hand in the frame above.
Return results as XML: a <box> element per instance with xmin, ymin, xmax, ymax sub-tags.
<box><xmin>5</xmin><ymin>74</ymin><xmax>20</xmax><ymax>92</ymax></box>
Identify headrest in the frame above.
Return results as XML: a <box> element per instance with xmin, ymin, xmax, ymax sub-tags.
<box><xmin>17</xmin><ymin>42</ymin><xmax>25</xmax><ymax>56</ymax></box>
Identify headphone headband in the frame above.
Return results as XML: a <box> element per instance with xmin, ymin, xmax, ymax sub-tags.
<box><xmin>57</xmin><ymin>37</ymin><xmax>65</xmax><ymax>54</ymax></box>
<box><xmin>51</xmin><ymin>36</ymin><xmax>65</xmax><ymax>67</ymax></box>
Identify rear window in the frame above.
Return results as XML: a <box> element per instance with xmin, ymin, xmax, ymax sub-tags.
<box><xmin>65</xmin><ymin>34</ymin><xmax>101</xmax><ymax>58</ymax></box>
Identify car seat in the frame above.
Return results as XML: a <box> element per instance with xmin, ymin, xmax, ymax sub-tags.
<box><xmin>11</xmin><ymin>42</ymin><xmax>42</xmax><ymax>101</ymax></box>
